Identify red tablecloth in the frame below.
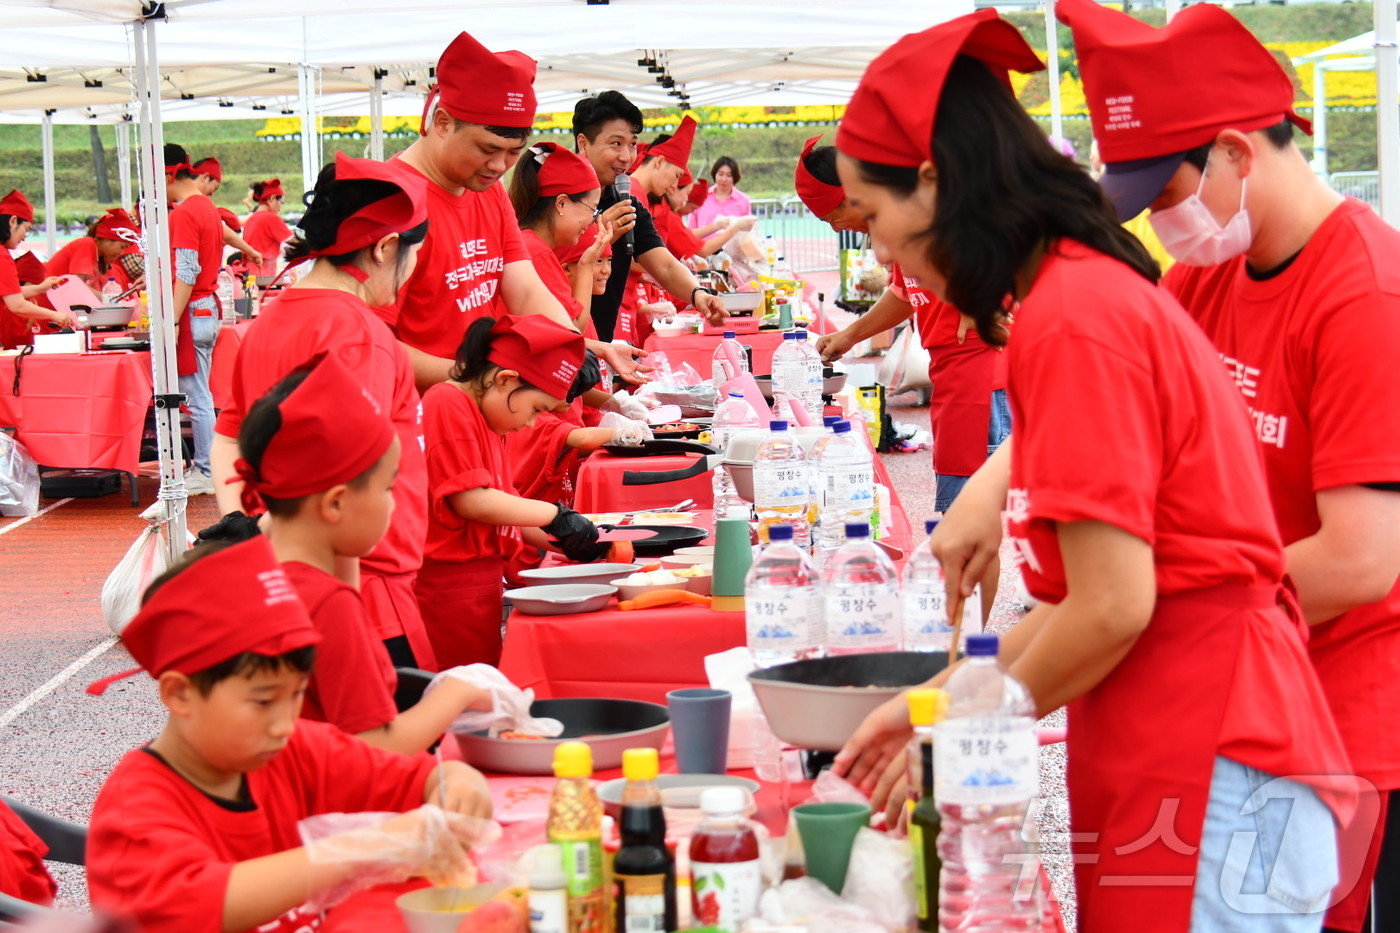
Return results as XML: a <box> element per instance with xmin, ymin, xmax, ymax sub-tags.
<box><xmin>643</xmin><ymin>329</ymin><xmax>789</xmax><ymax>378</ymax></box>
<box><xmin>210</xmin><ymin>319</ymin><xmax>254</xmax><ymax>412</ymax></box>
<box><xmin>0</xmin><ymin>351</ymin><xmax>152</xmax><ymax>473</ymax></box>
<box><xmin>574</xmin><ymin>452</ymin><xmax>717</xmax><ymax>513</ymax></box>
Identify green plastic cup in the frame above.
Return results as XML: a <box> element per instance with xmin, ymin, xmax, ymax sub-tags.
<box><xmin>792</xmin><ymin>801</ymin><xmax>872</xmax><ymax>895</ymax></box>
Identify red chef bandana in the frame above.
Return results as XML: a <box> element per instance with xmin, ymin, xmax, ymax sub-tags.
<box><xmin>94</xmin><ymin>208</ymin><xmax>138</xmax><ymax>242</ymax></box>
<box><xmin>531</xmin><ymin>142</ymin><xmax>602</xmax><ymax>198</ymax></box>
<box><xmin>218</xmin><ymin>207</ymin><xmax>242</xmax><ymax>232</ymax></box>
<box><xmin>648</xmin><ymin>115</ymin><xmax>698</xmax><ymax>171</ymax></box>
<box><xmin>0</xmin><ymin>190</ymin><xmax>35</xmax><ymax>222</ymax></box>
<box><xmin>164</xmin><ymin>162</ymin><xmax>191</xmax><ymax>180</ymax></box>
<box><xmin>794</xmin><ymin>134</ymin><xmax>846</xmax><ymax>218</ymax></box>
<box><xmin>256</xmin><ymin>178</ymin><xmax>286</xmax><ymax>203</ymax></box>
<box><xmin>231</xmin><ymin>353</ymin><xmax>395</xmax><ymax>515</ymax></box>
<box><xmin>487</xmin><ymin>314</ymin><xmax>586</xmax><ymax>401</ymax></box>
<box><xmin>628</xmin><ymin>142</ymin><xmax>651</xmax><ymax>175</ymax></box>
<box><xmin>687</xmin><ymin>178</ymin><xmax>710</xmax><ymax>208</ymax></box>
<box><xmin>555</xmin><ymin>223</ymin><xmax>613</xmax><ymax>265</ymax></box>
<box><xmin>306</xmin><ymin>152</ymin><xmax>430</xmax><ymax>259</ymax></box>
<box><xmin>837</xmin><ymin>10</ymin><xmax>1045</xmax><ymax>168</ymax></box>
<box><xmin>192</xmin><ymin>158</ymin><xmax>223</xmax><ymax>182</ymax></box>
<box><xmin>423</xmin><ymin>31</ymin><xmax>537</xmax><ymax>133</ymax></box>
<box><xmin>1058</xmin><ymin>0</ymin><xmax>1310</xmax><ymax>164</ymax></box>
<box><xmin>86</xmin><ymin>536</ymin><xmax>320</xmax><ymax>696</ymax></box>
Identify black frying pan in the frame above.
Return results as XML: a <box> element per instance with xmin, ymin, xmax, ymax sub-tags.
<box><xmin>598</xmin><ymin>524</ymin><xmax>709</xmax><ymax>557</ymax></box>
<box><xmin>602</xmin><ymin>439</ymin><xmax>716</xmax><ymax>458</ymax></box>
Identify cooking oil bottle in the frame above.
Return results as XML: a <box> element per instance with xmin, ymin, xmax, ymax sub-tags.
<box><xmin>547</xmin><ymin>742</ymin><xmax>609</xmax><ymax>933</ymax></box>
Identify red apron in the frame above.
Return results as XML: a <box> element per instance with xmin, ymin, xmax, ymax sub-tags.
<box><xmin>1068</xmin><ymin>583</ymin><xmax>1325</xmax><ymax>932</ymax></box>
<box><xmin>926</xmin><ymin>347</ymin><xmax>998</xmax><ymax>477</ymax></box>
<box><xmin>507</xmin><ymin>403</ymin><xmax>586</xmax><ymax>506</ymax></box>
<box><xmin>415</xmin><ymin>557</ymin><xmax>506</xmax><ymax>669</ymax></box>
<box><xmin>359</xmin><ymin>568</ymin><xmax>438</xmax><ymax>672</ymax></box>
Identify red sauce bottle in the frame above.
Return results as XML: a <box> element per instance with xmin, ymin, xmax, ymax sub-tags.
<box><xmin>688</xmin><ymin>787</ymin><xmax>763</xmax><ymax>930</ymax></box>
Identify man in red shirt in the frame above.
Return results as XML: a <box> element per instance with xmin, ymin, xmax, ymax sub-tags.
<box><xmin>1060</xmin><ymin>3</ymin><xmax>1400</xmax><ymax>928</ymax></box>
<box><xmin>383</xmin><ymin>31</ymin><xmax>641</xmax><ymax>393</ymax></box>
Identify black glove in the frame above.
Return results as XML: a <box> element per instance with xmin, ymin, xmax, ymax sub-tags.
<box><xmin>543</xmin><ymin>505</ymin><xmax>609</xmax><ymax>563</ymax></box>
<box><xmin>196</xmin><ymin>510</ymin><xmax>262</xmax><ymax>544</ymax></box>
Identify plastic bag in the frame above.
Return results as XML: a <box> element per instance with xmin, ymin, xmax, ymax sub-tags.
<box><xmin>876</xmin><ymin>324</ymin><xmax>932</xmax><ymax>394</ymax></box>
<box><xmin>840</xmin><ymin>828</ymin><xmax>914</xmax><ymax>928</ymax></box>
<box><xmin>0</xmin><ymin>432</ymin><xmax>39</xmax><ymax>517</ymax></box>
<box><xmin>428</xmin><ymin>664</ymin><xmax>564</xmax><ymax>738</ymax></box>
<box><xmin>299</xmin><ymin>806</ymin><xmax>501</xmax><ymax>911</ymax></box>
<box><xmin>100</xmin><ymin>503</ymin><xmax>176</xmax><ymax>635</ymax></box>
<box><xmin>753</xmin><ymin>877</ymin><xmax>884</xmax><ymax>933</ymax></box>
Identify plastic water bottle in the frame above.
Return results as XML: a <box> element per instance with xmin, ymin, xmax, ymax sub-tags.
<box><xmin>100</xmin><ymin>275</ymin><xmax>122</xmax><ymax>305</ymax></box>
<box><xmin>753</xmin><ymin>420</ymin><xmax>813</xmax><ymax>548</ymax></box>
<box><xmin>711</xmin><ymin>331</ymin><xmax>750</xmax><ymax>388</ymax></box>
<box><xmin>935</xmin><ymin>634</ymin><xmax>1042</xmax><ymax>932</ymax></box>
<box><xmin>771</xmin><ymin>331</ymin><xmax>823</xmax><ymax>426</ymax></box>
<box><xmin>712</xmin><ymin>392</ymin><xmax>761</xmax><ymax>518</ymax></box>
<box><xmin>903</xmin><ymin>520</ymin><xmax>984</xmax><ymax>653</ymax></box>
<box><xmin>744</xmin><ymin>524</ymin><xmax>823</xmax><ymax>666</ymax></box>
<box><xmin>814</xmin><ymin>421</ymin><xmax>875</xmax><ymax>552</ymax></box>
<box><xmin>822</xmin><ymin>523</ymin><xmax>899</xmax><ymax>656</ymax></box>
<box><xmin>216</xmin><ymin>270</ymin><xmax>238</xmax><ymax>326</ymax></box>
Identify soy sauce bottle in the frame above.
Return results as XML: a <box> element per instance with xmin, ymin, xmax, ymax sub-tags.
<box><xmin>612</xmin><ymin>748</ymin><xmax>675</xmax><ymax>933</ymax></box>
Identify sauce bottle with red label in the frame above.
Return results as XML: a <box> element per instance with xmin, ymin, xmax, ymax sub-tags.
<box><xmin>612</xmin><ymin>748</ymin><xmax>675</xmax><ymax>933</ymax></box>
<box><xmin>689</xmin><ymin>787</ymin><xmax>763</xmax><ymax>930</ymax></box>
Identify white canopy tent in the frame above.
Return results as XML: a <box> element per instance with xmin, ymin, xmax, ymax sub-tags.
<box><xmin>0</xmin><ymin>0</ymin><xmax>973</xmax><ymax>561</ymax></box>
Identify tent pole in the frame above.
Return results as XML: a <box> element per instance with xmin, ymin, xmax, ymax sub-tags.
<box><xmin>133</xmin><ymin>12</ymin><xmax>189</xmax><ymax>563</ymax></box>
<box><xmin>1044</xmin><ymin>1</ymin><xmax>1062</xmax><ymax>141</ymax></box>
<box><xmin>298</xmin><ymin>62</ymin><xmax>319</xmax><ymax>194</ymax></box>
<box><xmin>41</xmin><ymin>112</ymin><xmax>57</xmax><ymax>256</ymax></box>
<box><xmin>1313</xmin><ymin>61</ymin><xmax>1329</xmax><ymax>179</ymax></box>
<box><xmin>370</xmin><ymin>70</ymin><xmax>385</xmax><ymax>161</ymax></box>
<box><xmin>115</xmin><ymin>120</ymin><xmax>133</xmax><ymax>209</ymax></box>
<box><xmin>1377</xmin><ymin>5</ymin><xmax>1400</xmax><ymax>224</ymax></box>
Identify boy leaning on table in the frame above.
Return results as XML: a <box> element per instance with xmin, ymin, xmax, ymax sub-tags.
<box><xmin>83</xmin><ymin>536</ymin><xmax>493</xmax><ymax>933</ymax></box>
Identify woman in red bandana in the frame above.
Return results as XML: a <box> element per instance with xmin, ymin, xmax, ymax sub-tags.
<box><xmin>832</xmin><ymin>13</ymin><xmax>1354</xmax><ymax>933</ymax></box>
<box><xmin>242</xmin><ymin>179</ymin><xmax>291</xmax><ymax>279</ymax></box>
<box><xmin>43</xmin><ymin>208</ymin><xmax>140</xmax><ymax>294</ymax></box>
<box><xmin>417</xmin><ymin>314</ymin><xmax>609</xmax><ymax>668</ymax></box>
<box><xmin>212</xmin><ymin>153</ymin><xmax>440</xmax><ymax>672</ymax></box>
<box><xmin>0</xmin><ymin>189</ymin><xmax>74</xmax><ymax>348</ymax></box>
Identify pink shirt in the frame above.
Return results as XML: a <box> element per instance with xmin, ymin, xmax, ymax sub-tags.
<box><xmin>690</xmin><ymin>188</ymin><xmax>751</xmax><ymax>228</ymax></box>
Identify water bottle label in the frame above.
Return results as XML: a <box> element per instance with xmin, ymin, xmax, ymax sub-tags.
<box><xmin>825</xmin><ymin>587</ymin><xmax>898</xmax><ymax>648</ymax></box>
<box><xmin>747</xmin><ymin>590</ymin><xmax>822</xmax><ymax>651</ymax></box>
<box><xmin>754</xmin><ymin>465</ymin><xmax>810</xmax><ymax>508</ymax></box>
<box><xmin>821</xmin><ymin>466</ymin><xmax>875</xmax><ymax>512</ymax></box>
<box><xmin>934</xmin><ymin>718</ymin><xmax>1038</xmax><ymax>805</ymax></box>
<box><xmin>902</xmin><ymin>590</ymin><xmax>950</xmax><ymax>649</ymax></box>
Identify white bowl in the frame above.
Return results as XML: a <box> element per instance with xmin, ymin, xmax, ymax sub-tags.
<box><xmin>504</xmin><ymin>583</ymin><xmax>616</xmax><ymax>615</ymax></box>
<box><xmin>397</xmin><ymin>883</ymin><xmax>508</xmax><ymax>933</ymax></box>
<box><xmin>720</xmin><ymin>291</ymin><xmax>762</xmax><ymax>314</ymax></box>
<box><xmin>615</xmin><ymin>579</ymin><xmax>689</xmax><ymax>601</ymax></box>
<box><xmin>659</xmin><ymin>554</ymin><xmax>714</xmax><ymax>571</ymax></box>
<box><xmin>517</xmin><ymin>563</ymin><xmax>640</xmax><ymax>587</ymax></box>
<box><xmin>674</xmin><ymin>546</ymin><xmax>716</xmax><ymax>558</ymax></box>
<box><xmin>597</xmin><ymin>774</ymin><xmax>760</xmax><ymax>820</ymax></box>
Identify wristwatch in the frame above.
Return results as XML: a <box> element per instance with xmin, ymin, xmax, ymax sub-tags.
<box><xmin>690</xmin><ymin>285</ymin><xmax>718</xmax><ymax>305</ymax></box>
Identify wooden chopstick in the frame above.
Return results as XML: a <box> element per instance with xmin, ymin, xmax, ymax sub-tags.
<box><xmin>948</xmin><ymin>593</ymin><xmax>966</xmax><ymax>665</ymax></box>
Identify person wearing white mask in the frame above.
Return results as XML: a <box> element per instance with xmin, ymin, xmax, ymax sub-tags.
<box><xmin>931</xmin><ymin>4</ymin><xmax>1400</xmax><ymax>931</ymax></box>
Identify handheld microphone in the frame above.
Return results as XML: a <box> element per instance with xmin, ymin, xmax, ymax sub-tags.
<box><xmin>614</xmin><ymin>172</ymin><xmax>635</xmax><ymax>257</ymax></box>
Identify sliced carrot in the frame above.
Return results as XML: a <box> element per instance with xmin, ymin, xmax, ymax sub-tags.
<box><xmin>619</xmin><ymin>589</ymin><xmax>712</xmax><ymax>611</ymax></box>
<box><xmin>608</xmin><ymin>540</ymin><xmax>635</xmax><ymax>564</ymax></box>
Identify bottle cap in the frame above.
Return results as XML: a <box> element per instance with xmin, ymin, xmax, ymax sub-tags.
<box><xmin>795</xmin><ymin>329</ymin><xmax>808</xmax><ymax>338</ymax></box>
<box><xmin>925</xmin><ymin>518</ymin><xmax>940</xmax><ymax>535</ymax></box>
<box><xmin>769</xmin><ymin>420</ymin><xmax>788</xmax><ymax>431</ymax></box>
<box><xmin>552</xmin><ymin>740</ymin><xmax>593</xmax><ymax>778</ymax></box>
<box><xmin>966</xmin><ymin>633</ymin><xmax>999</xmax><ymax>657</ymax></box>
<box><xmin>622</xmin><ymin>747</ymin><xmax>659</xmax><ymax>781</ymax></box>
<box><xmin>844</xmin><ymin>522</ymin><xmax>869</xmax><ymax>538</ymax></box>
<box><xmin>529</xmin><ymin>843</ymin><xmax>567</xmax><ymax>886</ymax></box>
<box><xmin>907</xmin><ymin>688</ymin><xmax>949</xmax><ymax>726</ymax></box>
<box><xmin>767</xmin><ymin>524</ymin><xmax>794</xmax><ymax>542</ymax></box>
<box><xmin>723</xmin><ymin>331</ymin><xmax>736</xmax><ymax>339</ymax></box>
<box><xmin>832</xmin><ymin>421</ymin><xmax>851</xmax><ymax>434</ymax></box>
<box><xmin>729</xmin><ymin>392</ymin><xmax>745</xmax><ymax>399</ymax></box>
<box><xmin>783</xmin><ymin>332</ymin><xmax>799</xmax><ymax>340</ymax></box>
<box><xmin>823</xmin><ymin>415</ymin><xmax>842</xmax><ymax>427</ymax></box>
<box><xmin>699</xmin><ymin>786</ymin><xmax>748</xmax><ymax>816</ymax></box>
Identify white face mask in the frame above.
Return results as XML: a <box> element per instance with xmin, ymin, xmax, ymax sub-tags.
<box><xmin>1148</xmin><ymin>158</ymin><xmax>1251</xmax><ymax>266</ymax></box>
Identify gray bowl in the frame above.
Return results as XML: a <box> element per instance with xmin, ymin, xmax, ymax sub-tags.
<box><xmin>724</xmin><ymin>460</ymin><xmax>755</xmax><ymax>502</ymax></box>
<box><xmin>504</xmin><ymin>583</ymin><xmax>616</xmax><ymax>616</ymax></box>
<box><xmin>597</xmin><ymin>774</ymin><xmax>761</xmax><ymax>820</ymax></box>
<box><xmin>454</xmin><ymin>698</ymin><xmax>670</xmax><ymax>774</ymax></box>
<box><xmin>748</xmin><ymin>652</ymin><xmax>949</xmax><ymax>751</ymax></box>
<box><xmin>517</xmin><ymin>563</ymin><xmax>641</xmax><ymax>587</ymax></box>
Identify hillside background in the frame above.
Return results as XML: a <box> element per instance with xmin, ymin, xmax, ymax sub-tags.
<box><xmin>0</xmin><ymin>1</ymin><xmax>1379</xmax><ymax>224</ymax></box>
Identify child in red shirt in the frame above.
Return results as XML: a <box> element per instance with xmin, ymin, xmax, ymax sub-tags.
<box><xmin>417</xmin><ymin>315</ymin><xmax>610</xmax><ymax>667</ymax></box>
<box><xmin>85</xmin><ymin>536</ymin><xmax>492</xmax><ymax>933</ymax></box>
<box><xmin>0</xmin><ymin>190</ymin><xmax>73</xmax><ymax>347</ymax></box>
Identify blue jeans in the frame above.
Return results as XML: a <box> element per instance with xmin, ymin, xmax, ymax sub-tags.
<box><xmin>177</xmin><ymin>313</ymin><xmax>218</xmax><ymax>475</ymax></box>
<box><xmin>1190</xmin><ymin>756</ymin><xmax>1338</xmax><ymax>932</ymax></box>
<box><xmin>934</xmin><ymin>389</ymin><xmax>1012</xmax><ymax>512</ymax></box>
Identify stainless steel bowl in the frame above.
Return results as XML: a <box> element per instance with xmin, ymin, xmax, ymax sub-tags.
<box><xmin>504</xmin><ymin>583</ymin><xmax>616</xmax><ymax>616</ymax></box>
<box><xmin>517</xmin><ymin>563</ymin><xmax>640</xmax><ymax>587</ymax></box>
<box><xmin>453</xmin><ymin>698</ymin><xmax>670</xmax><ymax>774</ymax></box>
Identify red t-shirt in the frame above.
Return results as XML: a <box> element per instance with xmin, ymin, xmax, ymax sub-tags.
<box><xmin>170</xmin><ymin>193</ymin><xmax>225</xmax><ymax>302</ymax></box>
<box><xmin>44</xmin><ymin>236</ymin><xmax>99</xmax><ymax>283</ymax></box>
<box><xmin>523</xmin><ymin>229</ymin><xmax>584</xmax><ymax>322</ymax></box>
<box><xmin>0</xmin><ymin>800</ymin><xmax>56</xmax><ymax>907</ymax></box>
<box><xmin>652</xmin><ymin>200</ymin><xmax>704</xmax><ymax>260</ymax></box>
<box><xmin>214</xmin><ymin>288</ymin><xmax>427</xmax><ymax>579</ymax></box>
<box><xmin>1003</xmin><ymin>238</ymin><xmax>1347</xmax><ymax>806</ymax></box>
<box><xmin>242</xmin><ymin>210</ymin><xmax>293</xmax><ymax>278</ymax></box>
<box><xmin>377</xmin><ymin>163</ymin><xmax>529</xmax><ymax>361</ymax></box>
<box><xmin>283</xmin><ymin>561</ymin><xmax>398</xmax><ymax>735</ymax></box>
<box><xmin>0</xmin><ymin>249</ymin><xmax>33</xmax><ymax>349</ymax></box>
<box><xmin>422</xmin><ymin>381</ymin><xmax>524</xmax><ymax>565</ymax></box>
<box><xmin>87</xmin><ymin>720</ymin><xmax>432</xmax><ymax>933</ymax></box>
<box><xmin>1165</xmin><ymin>197</ymin><xmax>1400</xmax><ymax>784</ymax></box>
<box><xmin>889</xmin><ymin>263</ymin><xmax>1008</xmax><ymax>390</ymax></box>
